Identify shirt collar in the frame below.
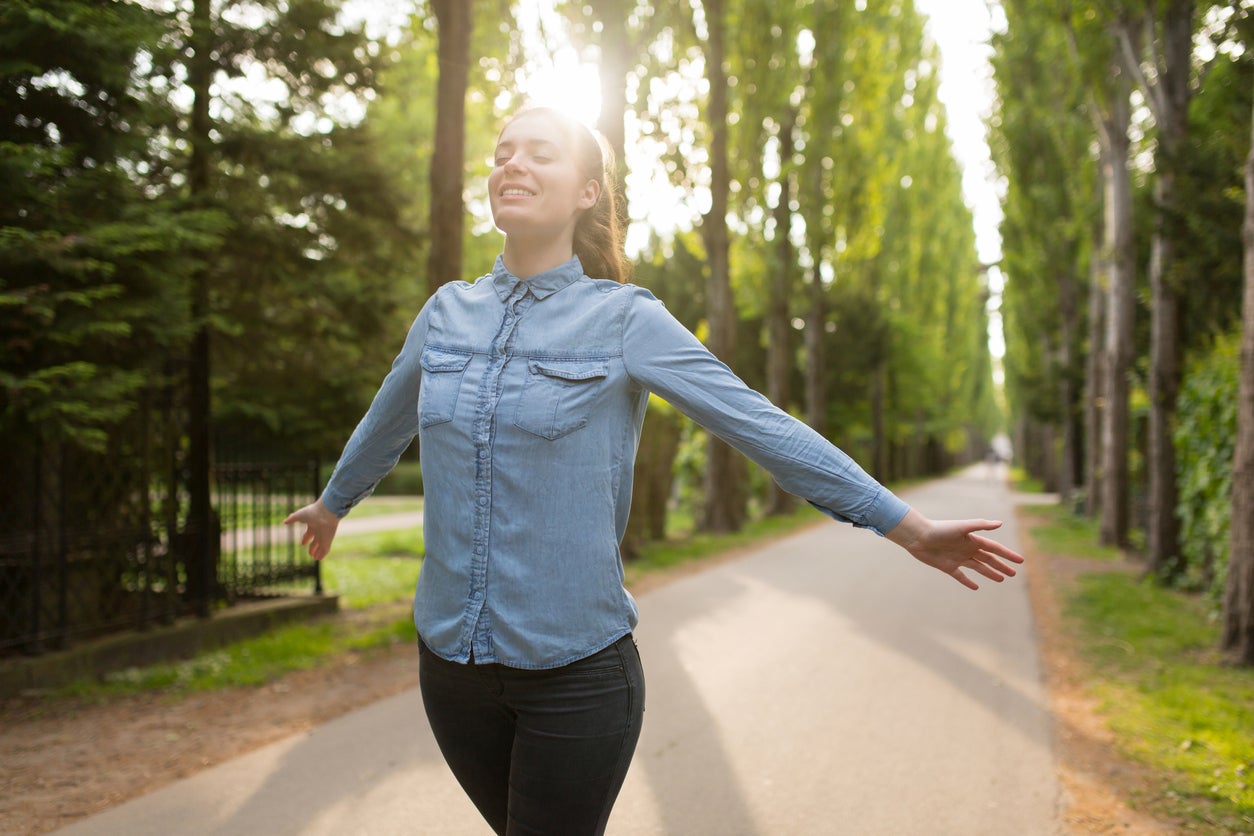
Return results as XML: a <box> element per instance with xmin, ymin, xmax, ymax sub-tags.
<box><xmin>490</xmin><ymin>255</ymin><xmax>585</xmax><ymax>301</ymax></box>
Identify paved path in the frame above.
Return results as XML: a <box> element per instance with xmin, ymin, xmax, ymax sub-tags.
<box><xmin>58</xmin><ymin>466</ymin><xmax>1057</xmax><ymax>835</ymax></box>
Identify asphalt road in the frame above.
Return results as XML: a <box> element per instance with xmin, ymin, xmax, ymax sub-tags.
<box><xmin>58</xmin><ymin>464</ymin><xmax>1057</xmax><ymax>835</ymax></box>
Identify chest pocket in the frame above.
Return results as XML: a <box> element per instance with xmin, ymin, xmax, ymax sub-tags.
<box><xmin>514</xmin><ymin>358</ymin><xmax>610</xmax><ymax>440</ymax></box>
<box><xmin>419</xmin><ymin>348</ymin><xmax>472</xmax><ymax>428</ymax></box>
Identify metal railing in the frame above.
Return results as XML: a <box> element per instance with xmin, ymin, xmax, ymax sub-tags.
<box><xmin>215</xmin><ymin>458</ymin><xmax>322</xmax><ymax>601</ymax></box>
<box><xmin>0</xmin><ymin>420</ymin><xmax>323</xmax><ymax>657</ymax></box>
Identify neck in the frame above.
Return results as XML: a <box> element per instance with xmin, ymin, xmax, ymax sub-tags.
<box><xmin>501</xmin><ymin>233</ymin><xmax>576</xmax><ymax>280</ymax></box>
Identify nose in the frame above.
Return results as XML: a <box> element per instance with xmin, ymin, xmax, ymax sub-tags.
<box><xmin>502</xmin><ymin>154</ymin><xmax>525</xmax><ymax>174</ymax></box>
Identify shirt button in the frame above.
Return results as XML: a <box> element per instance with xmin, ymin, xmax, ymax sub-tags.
<box><xmin>478</xmin><ymin>496</ymin><xmax>488</xmax><ymax>506</ymax></box>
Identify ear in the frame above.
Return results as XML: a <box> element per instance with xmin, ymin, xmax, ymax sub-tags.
<box><xmin>577</xmin><ymin>179</ymin><xmax>600</xmax><ymax>211</ymax></box>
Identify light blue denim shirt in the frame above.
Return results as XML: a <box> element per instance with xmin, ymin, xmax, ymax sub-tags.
<box><xmin>321</xmin><ymin>256</ymin><xmax>910</xmax><ymax>669</ymax></box>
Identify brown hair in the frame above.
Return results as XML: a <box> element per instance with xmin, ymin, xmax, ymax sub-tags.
<box><xmin>503</xmin><ymin>107</ymin><xmax>629</xmax><ymax>283</ymax></box>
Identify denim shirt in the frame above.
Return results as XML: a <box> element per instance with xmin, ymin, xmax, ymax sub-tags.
<box><xmin>321</xmin><ymin>256</ymin><xmax>910</xmax><ymax>669</ymax></box>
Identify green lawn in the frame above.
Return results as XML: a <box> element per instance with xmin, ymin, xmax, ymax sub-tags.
<box><xmin>1028</xmin><ymin>505</ymin><xmax>1254</xmax><ymax>833</ymax></box>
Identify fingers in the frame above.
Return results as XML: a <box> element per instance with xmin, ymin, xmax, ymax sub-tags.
<box><xmin>950</xmin><ymin>568</ymin><xmax>981</xmax><ymax>590</ymax></box>
<box><xmin>978</xmin><ymin>550</ymin><xmax>1019</xmax><ymax>576</ymax></box>
<box><xmin>971</xmin><ymin>534</ymin><xmax>1026</xmax><ymax>564</ymax></box>
<box><xmin>960</xmin><ymin>519</ymin><xmax>1003</xmax><ymax>535</ymax></box>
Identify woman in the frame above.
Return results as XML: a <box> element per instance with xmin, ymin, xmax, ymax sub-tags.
<box><xmin>285</xmin><ymin>106</ymin><xmax>1024</xmax><ymax>835</ymax></box>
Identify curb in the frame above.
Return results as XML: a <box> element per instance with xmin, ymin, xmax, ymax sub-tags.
<box><xmin>0</xmin><ymin>595</ymin><xmax>340</xmax><ymax>697</ymax></box>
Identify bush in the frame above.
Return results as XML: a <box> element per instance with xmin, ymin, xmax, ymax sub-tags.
<box><xmin>1173</xmin><ymin>331</ymin><xmax>1239</xmax><ymax>600</ymax></box>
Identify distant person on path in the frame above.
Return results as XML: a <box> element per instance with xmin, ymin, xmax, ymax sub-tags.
<box><xmin>285</xmin><ymin>106</ymin><xmax>1025</xmax><ymax>836</ymax></box>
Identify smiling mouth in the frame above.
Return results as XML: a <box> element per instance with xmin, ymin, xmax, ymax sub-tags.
<box><xmin>500</xmin><ymin>187</ymin><xmax>535</xmax><ymax>197</ymax></box>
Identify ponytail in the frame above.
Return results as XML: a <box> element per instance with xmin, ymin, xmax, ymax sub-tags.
<box><xmin>573</xmin><ymin>136</ymin><xmax>628</xmax><ymax>284</ymax></box>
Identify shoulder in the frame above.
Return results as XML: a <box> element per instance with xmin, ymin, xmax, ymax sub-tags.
<box><xmin>582</xmin><ymin>279</ymin><xmax>666</xmax><ymax>308</ymax></box>
<box><xmin>435</xmin><ymin>276</ymin><xmax>486</xmax><ymax>297</ymax></box>
<box><xmin>423</xmin><ymin>275</ymin><xmax>491</xmax><ymax>311</ymax></box>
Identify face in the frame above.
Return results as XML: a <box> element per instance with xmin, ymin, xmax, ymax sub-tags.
<box><xmin>488</xmin><ymin>112</ymin><xmax>600</xmax><ymax>241</ymax></box>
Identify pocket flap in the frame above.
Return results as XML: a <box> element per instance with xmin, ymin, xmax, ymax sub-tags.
<box><xmin>528</xmin><ymin>359</ymin><xmax>609</xmax><ymax>381</ymax></box>
<box><xmin>421</xmin><ymin>348</ymin><xmax>472</xmax><ymax>373</ymax></box>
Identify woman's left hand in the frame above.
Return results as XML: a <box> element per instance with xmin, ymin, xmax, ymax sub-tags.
<box><xmin>885</xmin><ymin>509</ymin><xmax>1025</xmax><ymax>590</ymax></box>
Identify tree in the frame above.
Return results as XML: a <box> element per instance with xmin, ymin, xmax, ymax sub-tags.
<box><xmin>1060</xmin><ymin>2</ymin><xmax>1139</xmax><ymax>547</ymax></box>
<box><xmin>427</xmin><ymin>0</ymin><xmax>473</xmax><ymax>295</ymax></box>
<box><xmin>726</xmin><ymin>0</ymin><xmax>806</xmax><ymax>514</ymax></box>
<box><xmin>1117</xmin><ymin>0</ymin><xmax>1197</xmax><ymax>578</ymax></box>
<box><xmin>1223</xmin><ymin>89</ymin><xmax>1254</xmax><ymax>666</ymax></box>
<box><xmin>696</xmin><ymin>0</ymin><xmax>748</xmax><ymax>533</ymax></box>
<box><xmin>992</xmin><ymin>0</ymin><xmax>1095</xmax><ymax>500</ymax></box>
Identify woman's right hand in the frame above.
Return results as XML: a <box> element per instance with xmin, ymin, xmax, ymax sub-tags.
<box><xmin>284</xmin><ymin>499</ymin><xmax>341</xmax><ymax>561</ymax></box>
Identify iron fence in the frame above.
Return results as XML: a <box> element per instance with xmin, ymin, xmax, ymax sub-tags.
<box><xmin>215</xmin><ymin>458</ymin><xmax>323</xmax><ymax>602</ymax></box>
<box><xmin>0</xmin><ymin>402</ymin><xmax>323</xmax><ymax>657</ymax></box>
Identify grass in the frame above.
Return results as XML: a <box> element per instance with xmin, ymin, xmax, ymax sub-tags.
<box><xmin>1028</xmin><ymin>505</ymin><xmax>1254</xmax><ymax>833</ymax></box>
<box><xmin>1028</xmin><ymin>502</ymin><xmax>1123</xmax><ymax>563</ymax></box>
<box><xmin>72</xmin><ymin>617</ymin><xmax>416</xmax><ymax>696</ymax></box>
<box><xmin>60</xmin><ymin>527</ymin><xmax>427</xmax><ymax>700</ymax></box>
<box><xmin>336</xmin><ymin>496</ymin><xmax>423</xmax><ymax>520</ymax></box>
<box><xmin>57</xmin><ymin>503</ymin><xmax>821</xmax><ymax>701</ymax></box>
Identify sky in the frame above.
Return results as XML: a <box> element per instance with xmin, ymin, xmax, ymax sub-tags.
<box><xmin>913</xmin><ymin>0</ymin><xmax>1005</xmax><ymax>269</ymax></box>
<box><xmin>911</xmin><ymin>0</ymin><xmax>1008</xmax><ymax>362</ymax></box>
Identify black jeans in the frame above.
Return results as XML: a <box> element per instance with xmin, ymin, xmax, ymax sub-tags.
<box><xmin>418</xmin><ymin>634</ymin><xmax>645</xmax><ymax>836</ymax></box>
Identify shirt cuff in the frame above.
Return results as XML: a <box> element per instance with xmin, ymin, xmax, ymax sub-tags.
<box><xmin>807</xmin><ymin>488</ymin><xmax>911</xmax><ymax>537</ymax></box>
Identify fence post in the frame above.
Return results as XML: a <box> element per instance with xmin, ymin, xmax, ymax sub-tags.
<box><xmin>29</xmin><ymin>437</ymin><xmax>44</xmax><ymax>655</ymax></box>
<box><xmin>312</xmin><ymin>457</ymin><xmax>323</xmax><ymax>596</ymax></box>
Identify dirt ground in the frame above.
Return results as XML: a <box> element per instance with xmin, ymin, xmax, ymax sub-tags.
<box><xmin>0</xmin><ymin>511</ymin><xmax>1179</xmax><ymax>835</ymax></box>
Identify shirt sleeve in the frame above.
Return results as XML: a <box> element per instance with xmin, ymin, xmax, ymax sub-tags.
<box><xmin>320</xmin><ymin>296</ymin><xmax>434</xmax><ymax>518</ymax></box>
<box><xmin>621</xmin><ymin>286</ymin><xmax>910</xmax><ymax>536</ymax></box>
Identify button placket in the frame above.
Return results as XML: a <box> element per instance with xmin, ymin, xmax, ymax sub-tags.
<box><xmin>466</xmin><ymin>283</ymin><xmax>531</xmax><ymax>660</ymax></box>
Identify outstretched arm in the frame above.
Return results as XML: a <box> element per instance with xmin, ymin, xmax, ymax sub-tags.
<box><xmin>884</xmin><ymin>509</ymin><xmax>1025</xmax><ymax>589</ymax></box>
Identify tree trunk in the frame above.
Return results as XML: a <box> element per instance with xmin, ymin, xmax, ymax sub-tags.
<box><xmin>1142</xmin><ymin>0</ymin><xmax>1192</xmax><ymax>578</ymax></box>
<box><xmin>766</xmin><ymin>108</ymin><xmax>797</xmax><ymax>516</ymax></box>
<box><xmin>1084</xmin><ymin>148</ymin><xmax>1107</xmax><ymax>518</ymax></box>
<box><xmin>805</xmin><ymin>263</ymin><xmax>827</xmax><ymax>439</ymax></box>
<box><xmin>426</xmin><ymin>0</ymin><xmax>472</xmax><ymax>296</ymax></box>
<box><xmin>1222</xmin><ymin>97</ymin><xmax>1254</xmax><ymax>666</ymax></box>
<box><xmin>186</xmin><ymin>0</ymin><xmax>218</xmax><ymax>615</ymax></box>
<box><xmin>699</xmin><ymin>0</ymin><xmax>746</xmax><ymax>533</ymax></box>
<box><xmin>871</xmin><ymin>362</ymin><xmax>887</xmax><ymax>480</ymax></box>
<box><xmin>1056</xmin><ymin>268</ymin><xmax>1081</xmax><ymax>503</ymax></box>
<box><xmin>595</xmin><ymin>5</ymin><xmax>630</xmax><ymax>227</ymax></box>
<box><xmin>621</xmin><ymin>403</ymin><xmax>682</xmax><ymax>560</ymax></box>
<box><xmin>1098</xmin><ymin>57</ymin><xmax>1134</xmax><ymax>548</ymax></box>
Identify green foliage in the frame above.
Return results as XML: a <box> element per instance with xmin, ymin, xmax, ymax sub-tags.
<box><xmin>1065</xmin><ymin>572</ymin><xmax>1254</xmax><ymax>830</ymax></box>
<box><xmin>0</xmin><ymin>0</ymin><xmax>227</xmax><ymax>452</ymax></box>
<box><xmin>1173</xmin><ymin>332</ymin><xmax>1240</xmax><ymax>598</ymax></box>
<box><xmin>989</xmin><ymin>0</ymin><xmax>1094</xmax><ymax>480</ymax></box>
<box><xmin>1175</xmin><ymin>54</ymin><xmax>1252</xmax><ymax>344</ymax></box>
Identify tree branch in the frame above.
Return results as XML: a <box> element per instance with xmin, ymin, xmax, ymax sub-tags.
<box><xmin>1114</xmin><ymin>16</ymin><xmax>1162</xmax><ymax>125</ymax></box>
